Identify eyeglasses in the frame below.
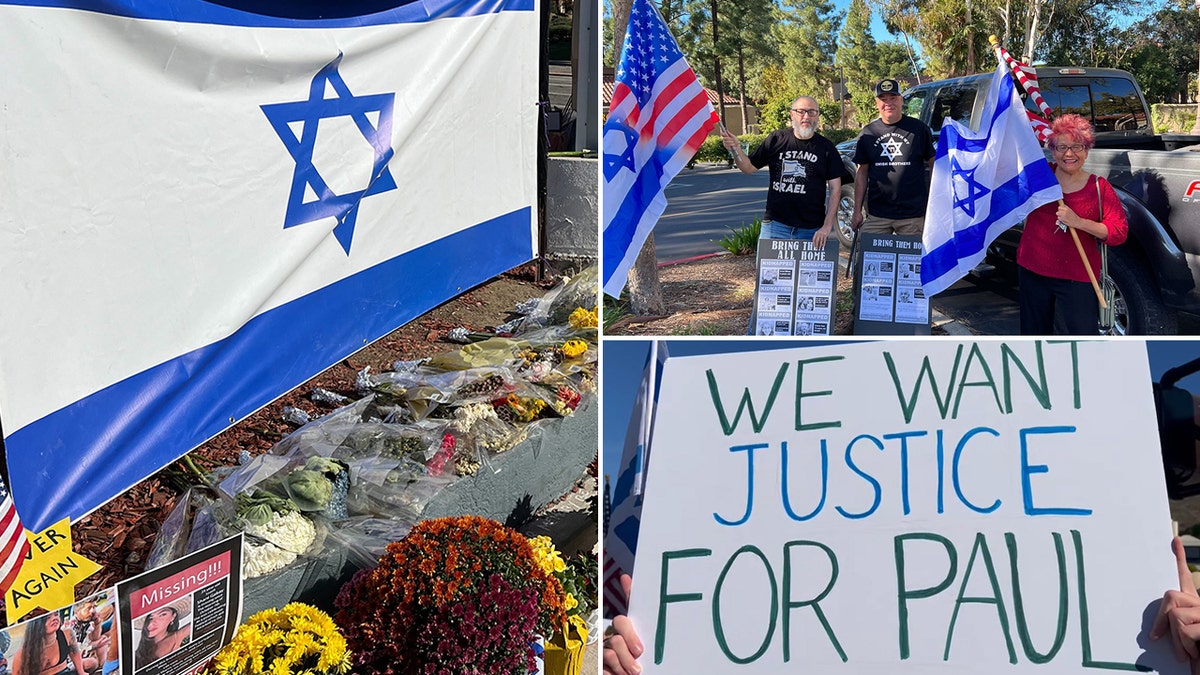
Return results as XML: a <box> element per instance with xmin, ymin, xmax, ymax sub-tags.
<box><xmin>790</xmin><ymin>108</ymin><xmax>819</xmax><ymax>117</ymax></box>
<box><xmin>1051</xmin><ymin>143</ymin><xmax>1087</xmax><ymax>154</ymax></box>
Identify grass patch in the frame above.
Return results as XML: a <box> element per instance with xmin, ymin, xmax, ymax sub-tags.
<box><xmin>716</xmin><ymin>217</ymin><xmax>762</xmax><ymax>255</ymax></box>
<box><xmin>602</xmin><ymin>294</ymin><xmax>627</xmax><ymax>332</ymax></box>
<box><xmin>730</xmin><ymin>286</ymin><xmax>754</xmax><ymax>302</ymax></box>
<box><xmin>672</xmin><ymin>322</ymin><xmax>725</xmax><ymax>336</ymax></box>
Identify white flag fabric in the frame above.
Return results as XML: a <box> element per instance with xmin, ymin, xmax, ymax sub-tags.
<box><xmin>921</xmin><ymin>63</ymin><xmax>1062</xmax><ymax>297</ymax></box>
<box><xmin>602</xmin><ymin>341</ymin><xmax>667</xmax><ymax>617</ymax></box>
<box><xmin>0</xmin><ymin>0</ymin><xmax>538</xmax><ymax>532</ymax></box>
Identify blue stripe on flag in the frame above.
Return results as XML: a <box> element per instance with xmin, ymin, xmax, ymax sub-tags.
<box><xmin>923</xmin><ymin>165</ymin><xmax>1059</xmax><ymax>273</ymax></box>
<box><xmin>6</xmin><ymin>207</ymin><xmax>534</xmax><ymax>532</ymax></box>
<box><xmin>602</xmin><ymin>147</ymin><xmax>670</xmax><ymax>284</ymax></box>
<box><xmin>611</xmin><ymin>509</ymin><xmax>642</xmax><ymax>558</ymax></box>
<box><xmin>0</xmin><ymin>0</ymin><xmax>532</xmax><ymax>27</ymax></box>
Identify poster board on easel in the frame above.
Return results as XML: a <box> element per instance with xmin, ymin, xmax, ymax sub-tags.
<box><xmin>751</xmin><ymin>238</ymin><xmax>839</xmax><ymax>336</ymax></box>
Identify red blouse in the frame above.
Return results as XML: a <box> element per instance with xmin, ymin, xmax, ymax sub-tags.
<box><xmin>1016</xmin><ymin>173</ymin><xmax>1128</xmax><ymax>283</ymax></box>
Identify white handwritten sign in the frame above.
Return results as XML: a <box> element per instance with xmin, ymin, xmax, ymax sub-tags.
<box><xmin>629</xmin><ymin>340</ymin><xmax>1183</xmax><ymax>673</ymax></box>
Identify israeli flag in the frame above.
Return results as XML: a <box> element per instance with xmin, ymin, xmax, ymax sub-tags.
<box><xmin>602</xmin><ymin>341</ymin><xmax>667</xmax><ymax>617</ymax></box>
<box><xmin>0</xmin><ymin>0</ymin><xmax>538</xmax><ymax>532</ymax></box>
<box><xmin>921</xmin><ymin>63</ymin><xmax>1062</xmax><ymax>297</ymax></box>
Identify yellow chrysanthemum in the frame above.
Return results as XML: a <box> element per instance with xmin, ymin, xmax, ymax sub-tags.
<box><xmin>568</xmin><ymin>306</ymin><xmax>598</xmax><ymax>329</ymax></box>
<box><xmin>202</xmin><ymin>603</ymin><xmax>350</xmax><ymax>675</ymax></box>
<box><xmin>562</xmin><ymin>339</ymin><xmax>588</xmax><ymax>358</ymax></box>
<box><xmin>529</xmin><ymin>536</ymin><xmax>567</xmax><ymax>576</ymax></box>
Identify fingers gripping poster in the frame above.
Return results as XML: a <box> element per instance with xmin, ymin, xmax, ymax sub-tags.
<box><xmin>628</xmin><ymin>340</ymin><xmax>1183</xmax><ymax>674</ymax></box>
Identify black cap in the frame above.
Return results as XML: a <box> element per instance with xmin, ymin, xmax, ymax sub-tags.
<box><xmin>874</xmin><ymin>79</ymin><xmax>901</xmax><ymax>97</ymax></box>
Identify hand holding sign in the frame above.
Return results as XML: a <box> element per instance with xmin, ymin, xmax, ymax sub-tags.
<box><xmin>1152</xmin><ymin>538</ymin><xmax>1200</xmax><ymax>671</ymax></box>
<box><xmin>604</xmin><ymin>575</ymin><xmax>645</xmax><ymax>675</ymax></box>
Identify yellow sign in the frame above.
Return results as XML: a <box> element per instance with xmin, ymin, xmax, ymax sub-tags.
<box><xmin>4</xmin><ymin>518</ymin><xmax>100</xmax><ymax>624</ymax></box>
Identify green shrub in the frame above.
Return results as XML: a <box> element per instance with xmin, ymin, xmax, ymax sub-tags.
<box><xmin>716</xmin><ymin>217</ymin><xmax>762</xmax><ymax>255</ymax></box>
<box><xmin>823</xmin><ymin>128</ymin><xmax>859</xmax><ymax>145</ymax></box>
<box><xmin>689</xmin><ymin>133</ymin><xmax>768</xmax><ymax>166</ymax></box>
<box><xmin>602</xmin><ymin>295</ymin><xmax>626</xmax><ymax>331</ymax></box>
<box><xmin>1152</xmin><ymin>103</ymin><xmax>1197</xmax><ymax>134</ymax></box>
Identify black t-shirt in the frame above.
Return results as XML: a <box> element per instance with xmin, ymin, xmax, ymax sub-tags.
<box><xmin>852</xmin><ymin>115</ymin><xmax>935</xmax><ymax>219</ymax></box>
<box><xmin>747</xmin><ymin>130</ymin><xmax>843</xmax><ymax>229</ymax></box>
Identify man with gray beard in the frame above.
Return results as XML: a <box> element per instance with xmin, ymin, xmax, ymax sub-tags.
<box><xmin>719</xmin><ymin>95</ymin><xmax>843</xmax><ymax>246</ymax></box>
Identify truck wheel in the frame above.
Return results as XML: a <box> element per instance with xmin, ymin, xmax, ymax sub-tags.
<box><xmin>1108</xmin><ymin>247</ymin><xmax>1178</xmax><ymax>335</ymax></box>
<box><xmin>835</xmin><ymin>185</ymin><xmax>856</xmax><ymax>249</ymax></box>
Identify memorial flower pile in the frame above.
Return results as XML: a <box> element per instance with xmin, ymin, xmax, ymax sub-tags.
<box><xmin>333</xmin><ymin>515</ymin><xmax>567</xmax><ymax>675</ymax></box>
<box><xmin>203</xmin><ymin>603</ymin><xmax>351</xmax><ymax>675</ymax></box>
<box><xmin>147</xmin><ymin>267</ymin><xmax>598</xmax><ymax>584</ymax></box>
<box><xmin>236</xmin><ymin>490</ymin><xmax>317</xmax><ymax>579</ymax></box>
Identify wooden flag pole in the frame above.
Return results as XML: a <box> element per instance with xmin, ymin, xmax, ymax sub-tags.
<box><xmin>1061</xmin><ymin>199</ymin><xmax>1108</xmax><ymax>308</ymax></box>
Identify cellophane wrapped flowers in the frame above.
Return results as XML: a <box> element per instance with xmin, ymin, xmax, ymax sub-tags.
<box><xmin>203</xmin><ymin>603</ymin><xmax>351</xmax><ymax>675</ymax></box>
<box><xmin>333</xmin><ymin>515</ymin><xmax>567</xmax><ymax>675</ymax></box>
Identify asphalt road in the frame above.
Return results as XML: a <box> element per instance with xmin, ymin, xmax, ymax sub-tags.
<box><xmin>655</xmin><ymin>163</ymin><xmax>767</xmax><ymax>262</ymax></box>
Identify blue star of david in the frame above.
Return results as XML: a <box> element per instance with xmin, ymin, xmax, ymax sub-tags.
<box><xmin>604</xmin><ymin>124</ymin><xmax>639</xmax><ymax>181</ymax></box>
<box><xmin>950</xmin><ymin>156</ymin><xmax>990</xmax><ymax>218</ymax></box>
<box><xmin>261</xmin><ymin>53</ymin><xmax>397</xmax><ymax>255</ymax></box>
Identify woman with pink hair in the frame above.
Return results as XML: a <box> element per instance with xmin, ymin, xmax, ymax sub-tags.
<box><xmin>1016</xmin><ymin>113</ymin><xmax>1128</xmax><ymax>334</ymax></box>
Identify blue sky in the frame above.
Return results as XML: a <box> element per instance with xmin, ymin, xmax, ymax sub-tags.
<box><xmin>602</xmin><ymin>339</ymin><xmax>1200</xmax><ymax>496</ymax></box>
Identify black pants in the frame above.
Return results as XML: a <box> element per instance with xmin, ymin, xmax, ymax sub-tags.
<box><xmin>1019</xmin><ymin>266</ymin><xmax>1098</xmax><ymax>335</ymax></box>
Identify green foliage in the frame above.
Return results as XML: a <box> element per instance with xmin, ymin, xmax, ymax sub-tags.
<box><xmin>716</xmin><ymin>216</ymin><xmax>762</xmax><ymax>255</ymax></box>
<box><xmin>548</xmin><ymin>14</ymin><xmax>573</xmax><ymax>61</ymax></box>
<box><xmin>1132</xmin><ymin>44</ymin><xmax>1181</xmax><ymax>104</ymax></box>
<box><xmin>823</xmin><ymin>127</ymin><xmax>859</xmax><ymax>144</ymax></box>
<box><xmin>1152</xmin><ymin>104</ymin><xmax>1197</xmax><ymax>134</ymax></box>
<box><xmin>690</xmin><ymin>133</ymin><xmax>766</xmax><ymax>165</ymax></box>
<box><xmin>760</xmin><ymin>94</ymin><xmax>794</xmax><ymax>132</ymax></box>
<box><xmin>602</xmin><ymin>14</ymin><xmax>614</xmax><ymax>68</ymax></box>
<box><xmin>562</xmin><ymin>551</ymin><xmax>598</xmax><ymax>618</ymax></box>
<box><xmin>602</xmin><ymin>294</ymin><xmax>626</xmax><ymax>332</ymax></box>
<box><xmin>850</xmin><ymin>90</ymin><xmax>879</xmax><ymax>126</ymax></box>
<box><xmin>773</xmin><ymin>0</ymin><xmax>843</xmax><ymax>108</ymax></box>
<box><xmin>837</xmin><ymin>0</ymin><xmax>915</xmax><ymax>125</ymax></box>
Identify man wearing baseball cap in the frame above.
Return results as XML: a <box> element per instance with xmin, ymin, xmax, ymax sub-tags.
<box><xmin>850</xmin><ymin>78</ymin><xmax>935</xmax><ymax>235</ymax></box>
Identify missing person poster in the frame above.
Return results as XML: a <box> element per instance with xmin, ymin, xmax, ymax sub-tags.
<box><xmin>117</xmin><ymin>536</ymin><xmax>243</xmax><ymax>675</ymax></box>
<box><xmin>628</xmin><ymin>340</ymin><xmax>1184</xmax><ymax>674</ymax></box>
<box><xmin>752</xmin><ymin>238</ymin><xmax>838</xmax><ymax>336</ymax></box>
<box><xmin>853</xmin><ymin>234</ymin><xmax>930</xmax><ymax>335</ymax></box>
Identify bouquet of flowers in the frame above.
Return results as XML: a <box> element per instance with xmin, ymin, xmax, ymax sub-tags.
<box><xmin>334</xmin><ymin>515</ymin><xmax>567</xmax><ymax>675</ymax></box>
<box><xmin>528</xmin><ymin>538</ymin><xmax>595</xmax><ymax>675</ymax></box>
<box><xmin>203</xmin><ymin>603</ymin><xmax>351</xmax><ymax>675</ymax></box>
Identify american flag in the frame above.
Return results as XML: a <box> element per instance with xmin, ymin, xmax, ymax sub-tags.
<box><xmin>991</xmin><ymin>38</ymin><xmax>1054</xmax><ymax>144</ymax></box>
<box><xmin>601</xmin><ymin>0</ymin><xmax>718</xmax><ymax>297</ymax></box>
<box><xmin>0</xmin><ymin>484</ymin><xmax>30</xmax><ymax>594</ymax></box>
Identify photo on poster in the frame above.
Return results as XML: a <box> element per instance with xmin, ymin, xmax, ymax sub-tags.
<box><xmin>117</xmin><ymin>535</ymin><xmax>242</xmax><ymax>675</ymax></box>
<box><xmin>752</xmin><ymin>238</ymin><xmax>838</xmax><ymax>335</ymax></box>
<box><xmin>0</xmin><ymin>588</ymin><xmax>119</xmax><ymax>675</ymax></box>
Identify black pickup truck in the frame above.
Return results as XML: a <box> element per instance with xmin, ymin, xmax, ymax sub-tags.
<box><xmin>835</xmin><ymin>67</ymin><xmax>1200</xmax><ymax>334</ymax></box>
